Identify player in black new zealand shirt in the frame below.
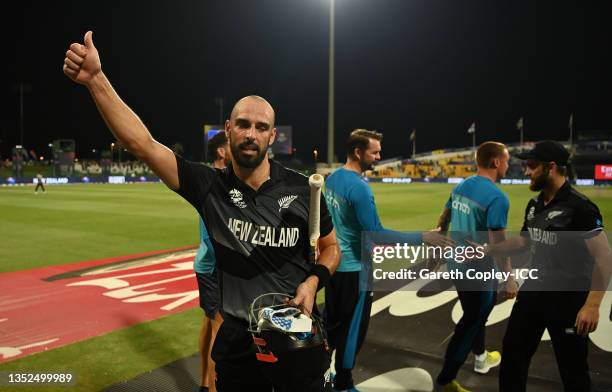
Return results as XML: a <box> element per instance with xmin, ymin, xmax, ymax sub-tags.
<box><xmin>63</xmin><ymin>32</ymin><xmax>340</xmax><ymax>391</ymax></box>
<box><xmin>484</xmin><ymin>141</ymin><xmax>611</xmax><ymax>391</ymax></box>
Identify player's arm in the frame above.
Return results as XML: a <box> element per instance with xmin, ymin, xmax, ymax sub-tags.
<box><xmin>436</xmin><ymin>207</ymin><xmax>451</xmax><ymax>233</ymax></box>
<box><xmin>352</xmin><ymin>184</ymin><xmax>453</xmax><ymax>247</ymax></box>
<box><xmin>426</xmin><ymin>205</ymin><xmax>451</xmax><ymax>271</ymax></box>
<box><xmin>315</xmin><ymin>229</ymin><xmax>340</xmax><ymax>275</ymax></box>
<box><xmin>422</xmin><ymin>207</ymin><xmax>455</xmax><ymax>247</ymax></box>
<box><xmin>575</xmin><ymin>231</ymin><xmax>611</xmax><ymax>336</ymax></box>
<box><xmin>488</xmin><ymin>229</ymin><xmax>517</xmax><ymax>299</ymax></box>
<box><xmin>484</xmin><ymin>236</ymin><xmax>529</xmax><ymax>257</ymax></box>
<box><xmin>482</xmin><ymin>201</ymin><xmax>533</xmax><ymax>257</ymax></box>
<box><xmin>290</xmin><ymin>209</ymin><xmax>340</xmax><ymax>314</ymax></box>
<box><xmin>483</xmin><ymin>195</ymin><xmax>517</xmax><ymax>298</ymax></box>
<box><xmin>63</xmin><ymin>31</ymin><xmax>178</xmax><ymax>190</ymax></box>
<box><xmin>291</xmin><ymin>230</ymin><xmax>339</xmax><ymax>314</ymax></box>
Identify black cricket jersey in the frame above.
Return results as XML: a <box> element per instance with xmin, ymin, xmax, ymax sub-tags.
<box><xmin>520</xmin><ymin>181</ymin><xmax>604</xmax><ymax>291</ymax></box>
<box><xmin>174</xmin><ymin>155</ymin><xmax>333</xmax><ymax>321</ymax></box>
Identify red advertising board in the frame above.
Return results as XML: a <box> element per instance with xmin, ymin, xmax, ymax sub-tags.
<box><xmin>595</xmin><ymin>164</ymin><xmax>612</xmax><ymax>180</ymax></box>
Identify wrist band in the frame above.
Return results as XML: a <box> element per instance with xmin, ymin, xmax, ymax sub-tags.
<box><xmin>309</xmin><ymin>264</ymin><xmax>331</xmax><ymax>290</ymax></box>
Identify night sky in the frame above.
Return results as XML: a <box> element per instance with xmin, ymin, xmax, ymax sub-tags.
<box><xmin>3</xmin><ymin>0</ymin><xmax>610</xmax><ymax>163</ymax></box>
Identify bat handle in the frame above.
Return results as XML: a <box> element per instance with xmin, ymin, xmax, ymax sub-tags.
<box><xmin>310</xmin><ymin>240</ymin><xmax>318</xmax><ymax>263</ymax></box>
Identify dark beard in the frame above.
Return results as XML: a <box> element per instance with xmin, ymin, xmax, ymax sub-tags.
<box><xmin>529</xmin><ymin>169</ymin><xmax>549</xmax><ymax>191</ymax></box>
<box><xmin>231</xmin><ymin>140</ymin><xmax>267</xmax><ymax>169</ymax></box>
<box><xmin>360</xmin><ymin>161</ymin><xmax>374</xmax><ymax>172</ymax></box>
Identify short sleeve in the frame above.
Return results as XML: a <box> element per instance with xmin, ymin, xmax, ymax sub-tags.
<box><xmin>349</xmin><ymin>182</ymin><xmax>384</xmax><ymax>232</ymax></box>
<box><xmin>574</xmin><ymin>200</ymin><xmax>604</xmax><ymax>238</ymax></box>
<box><xmin>174</xmin><ymin>154</ymin><xmax>216</xmax><ymax>210</ymax></box>
<box><xmin>445</xmin><ymin>194</ymin><xmax>452</xmax><ymax>209</ymax></box>
<box><xmin>520</xmin><ymin>201</ymin><xmax>534</xmax><ymax>238</ymax></box>
<box><xmin>486</xmin><ymin>194</ymin><xmax>509</xmax><ymax>230</ymax></box>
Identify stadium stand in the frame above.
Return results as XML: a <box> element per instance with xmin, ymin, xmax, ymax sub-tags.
<box><xmin>363</xmin><ymin>139</ymin><xmax>611</xmax><ymax>181</ymax></box>
<box><xmin>1</xmin><ymin>137</ymin><xmax>609</xmax><ymax>183</ymax></box>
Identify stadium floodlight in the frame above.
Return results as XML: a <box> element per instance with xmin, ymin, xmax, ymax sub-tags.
<box><xmin>327</xmin><ymin>0</ymin><xmax>335</xmax><ymax>166</ymax></box>
<box><xmin>12</xmin><ymin>81</ymin><xmax>32</xmax><ymax>146</ymax></box>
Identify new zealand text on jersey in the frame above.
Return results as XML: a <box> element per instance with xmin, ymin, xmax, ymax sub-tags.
<box><xmin>228</xmin><ymin>218</ymin><xmax>300</xmax><ymax>247</ymax></box>
<box><xmin>527</xmin><ymin>227</ymin><xmax>558</xmax><ymax>245</ymax></box>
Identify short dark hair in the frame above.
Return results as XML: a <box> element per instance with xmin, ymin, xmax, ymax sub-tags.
<box><xmin>476</xmin><ymin>141</ymin><xmax>507</xmax><ymax>168</ymax></box>
<box><xmin>346</xmin><ymin>129</ymin><xmax>383</xmax><ymax>158</ymax></box>
<box><xmin>207</xmin><ymin>132</ymin><xmax>228</xmax><ymax>162</ymax></box>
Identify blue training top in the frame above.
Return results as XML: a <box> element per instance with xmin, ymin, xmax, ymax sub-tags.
<box><xmin>194</xmin><ymin>218</ymin><xmax>216</xmax><ymax>274</ymax></box>
<box><xmin>324</xmin><ymin>167</ymin><xmax>422</xmax><ymax>272</ymax></box>
<box><xmin>445</xmin><ymin>175</ymin><xmax>509</xmax><ymax>272</ymax></box>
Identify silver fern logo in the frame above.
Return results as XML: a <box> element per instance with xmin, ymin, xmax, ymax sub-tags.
<box><xmin>278</xmin><ymin>195</ymin><xmax>298</xmax><ymax>212</ymax></box>
<box><xmin>229</xmin><ymin>188</ymin><xmax>247</xmax><ymax>209</ymax></box>
<box><xmin>546</xmin><ymin>210</ymin><xmax>563</xmax><ymax>220</ymax></box>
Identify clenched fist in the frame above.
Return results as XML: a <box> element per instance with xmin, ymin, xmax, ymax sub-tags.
<box><xmin>63</xmin><ymin>31</ymin><xmax>101</xmax><ymax>86</ymax></box>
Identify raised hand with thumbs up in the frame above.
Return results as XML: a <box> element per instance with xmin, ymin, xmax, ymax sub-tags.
<box><xmin>62</xmin><ymin>31</ymin><xmax>179</xmax><ymax>189</ymax></box>
<box><xmin>63</xmin><ymin>31</ymin><xmax>101</xmax><ymax>86</ymax></box>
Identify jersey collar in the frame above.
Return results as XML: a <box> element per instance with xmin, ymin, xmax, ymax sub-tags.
<box><xmin>268</xmin><ymin>159</ymin><xmax>287</xmax><ymax>184</ymax></box>
<box><xmin>536</xmin><ymin>180</ymin><xmax>571</xmax><ymax>207</ymax></box>
<box><xmin>227</xmin><ymin>159</ymin><xmax>286</xmax><ymax>194</ymax></box>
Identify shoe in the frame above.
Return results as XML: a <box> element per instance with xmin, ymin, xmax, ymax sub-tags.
<box><xmin>332</xmin><ymin>370</ymin><xmax>359</xmax><ymax>392</ymax></box>
<box><xmin>332</xmin><ymin>375</ymin><xmax>360</xmax><ymax>392</ymax></box>
<box><xmin>474</xmin><ymin>350</ymin><xmax>501</xmax><ymax>374</ymax></box>
<box><xmin>437</xmin><ymin>380</ymin><xmax>471</xmax><ymax>392</ymax></box>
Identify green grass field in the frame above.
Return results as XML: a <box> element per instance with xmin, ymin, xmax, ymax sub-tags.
<box><xmin>0</xmin><ymin>182</ymin><xmax>610</xmax><ymax>391</ymax></box>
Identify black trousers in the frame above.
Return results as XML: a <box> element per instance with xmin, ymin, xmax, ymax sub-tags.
<box><xmin>437</xmin><ymin>288</ymin><xmax>497</xmax><ymax>385</ymax></box>
<box><xmin>500</xmin><ymin>291</ymin><xmax>590</xmax><ymax>392</ymax></box>
<box><xmin>212</xmin><ymin>314</ymin><xmax>331</xmax><ymax>392</ymax></box>
<box><xmin>324</xmin><ymin>271</ymin><xmax>373</xmax><ymax>390</ymax></box>
<box><xmin>35</xmin><ymin>182</ymin><xmax>45</xmax><ymax>192</ymax></box>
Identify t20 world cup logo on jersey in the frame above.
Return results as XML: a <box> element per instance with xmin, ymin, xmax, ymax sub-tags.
<box><xmin>527</xmin><ymin>206</ymin><xmax>536</xmax><ymax>221</ymax></box>
<box><xmin>229</xmin><ymin>188</ymin><xmax>247</xmax><ymax>208</ymax></box>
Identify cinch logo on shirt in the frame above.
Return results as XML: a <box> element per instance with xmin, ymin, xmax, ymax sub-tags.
<box><xmin>528</xmin><ymin>227</ymin><xmax>558</xmax><ymax>245</ymax></box>
<box><xmin>227</xmin><ymin>218</ymin><xmax>300</xmax><ymax>247</ymax></box>
<box><xmin>278</xmin><ymin>195</ymin><xmax>298</xmax><ymax>212</ymax></box>
<box><xmin>452</xmin><ymin>200</ymin><xmax>471</xmax><ymax>214</ymax></box>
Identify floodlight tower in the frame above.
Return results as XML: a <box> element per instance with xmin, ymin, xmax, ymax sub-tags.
<box><xmin>327</xmin><ymin>0</ymin><xmax>335</xmax><ymax>166</ymax></box>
